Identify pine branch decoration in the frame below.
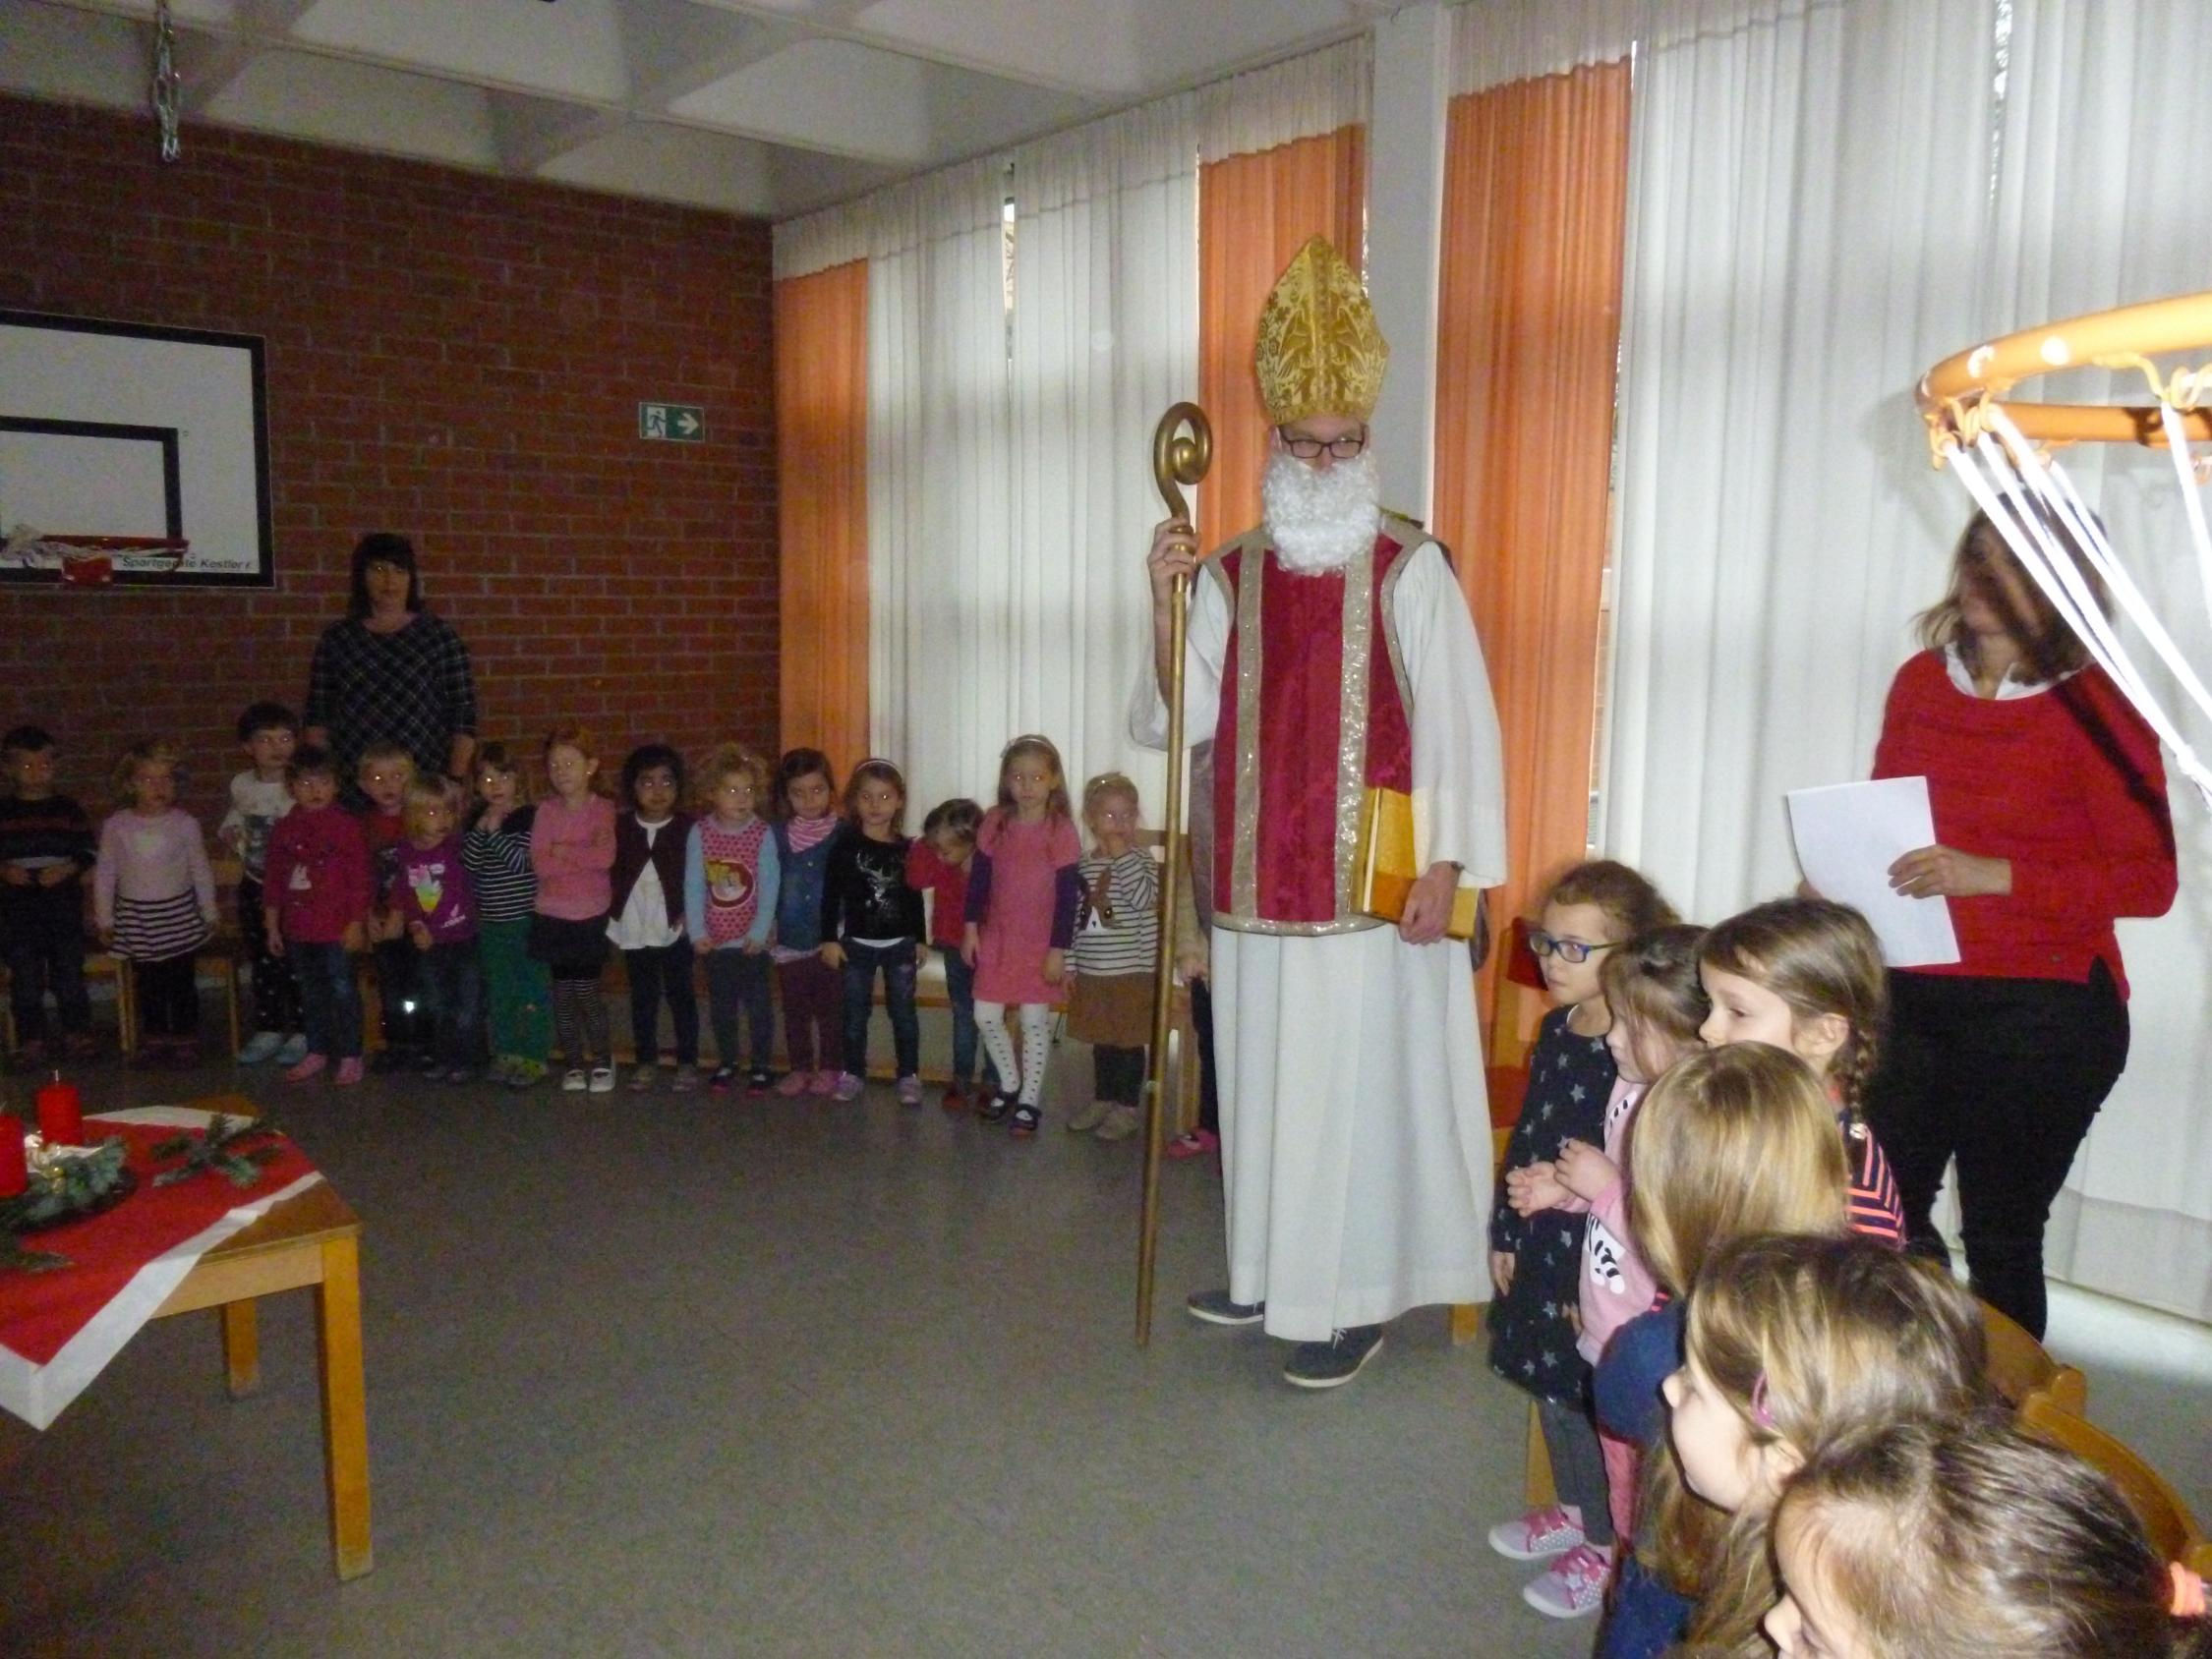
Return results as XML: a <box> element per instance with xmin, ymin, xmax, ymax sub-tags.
<box><xmin>0</xmin><ymin>1137</ymin><xmax>131</xmax><ymax>1272</ymax></box>
<box><xmin>149</xmin><ymin>1115</ymin><xmax>284</xmax><ymax>1189</ymax></box>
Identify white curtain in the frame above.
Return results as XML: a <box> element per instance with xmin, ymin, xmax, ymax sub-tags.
<box><xmin>1450</xmin><ymin>0</ymin><xmax>1643</xmax><ymax>93</ymax></box>
<box><xmin>1198</xmin><ymin>34</ymin><xmax>1370</xmax><ymax>163</ymax></box>
<box><xmin>1987</xmin><ymin>0</ymin><xmax>2212</xmax><ymax>1320</ymax></box>
<box><xmin>1601</xmin><ymin>0</ymin><xmax>2212</xmax><ymax>1318</ymax></box>
<box><xmin>861</xmin><ymin>112</ymin><xmax>1201</xmax><ymax>824</ymax></box>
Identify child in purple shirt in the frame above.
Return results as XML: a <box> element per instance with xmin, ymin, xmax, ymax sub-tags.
<box><xmin>392</xmin><ymin>779</ymin><xmax>481</xmax><ymax>1082</ymax></box>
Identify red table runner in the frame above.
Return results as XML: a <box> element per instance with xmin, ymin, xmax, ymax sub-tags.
<box><xmin>0</xmin><ymin>1110</ymin><xmax>321</xmax><ymax>1428</ymax></box>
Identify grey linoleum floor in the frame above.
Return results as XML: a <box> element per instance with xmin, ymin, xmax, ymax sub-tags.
<box><xmin>2</xmin><ymin>1036</ymin><xmax>2207</xmax><ymax>1659</ymax></box>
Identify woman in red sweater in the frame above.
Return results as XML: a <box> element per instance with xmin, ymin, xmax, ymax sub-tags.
<box><xmin>1863</xmin><ymin>509</ymin><xmax>2177</xmax><ymax>1339</ymax></box>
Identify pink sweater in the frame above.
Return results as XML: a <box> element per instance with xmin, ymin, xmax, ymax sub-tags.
<box><xmin>529</xmin><ymin>794</ymin><xmax>616</xmax><ymax>921</ymax></box>
<box><xmin>1558</xmin><ymin>1076</ymin><xmax>1659</xmax><ymax>1368</ymax></box>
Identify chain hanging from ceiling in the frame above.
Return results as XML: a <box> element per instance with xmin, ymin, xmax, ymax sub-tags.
<box><xmin>152</xmin><ymin>0</ymin><xmax>181</xmax><ymax>163</ymax></box>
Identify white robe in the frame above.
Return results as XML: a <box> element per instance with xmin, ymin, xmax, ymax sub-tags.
<box><xmin>1133</xmin><ymin>539</ymin><xmax>1509</xmax><ymax>1341</ymax></box>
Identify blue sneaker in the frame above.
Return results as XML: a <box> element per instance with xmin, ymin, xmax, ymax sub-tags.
<box><xmin>238</xmin><ymin>1030</ymin><xmax>285</xmax><ymax>1065</ymax></box>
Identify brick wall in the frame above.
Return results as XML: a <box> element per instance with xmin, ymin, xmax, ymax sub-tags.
<box><xmin>0</xmin><ymin>95</ymin><xmax>778</xmax><ymax>822</ymax></box>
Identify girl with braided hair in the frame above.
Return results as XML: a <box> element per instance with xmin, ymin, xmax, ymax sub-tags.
<box><xmin>1696</xmin><ymin>898</ymin><xmax>1904</xmax><ymax>1247</ymax></box>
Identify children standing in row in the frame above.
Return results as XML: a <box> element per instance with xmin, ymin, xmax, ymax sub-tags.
<box><xmin>464</xmin><ymin>743</ymin><xmax>552</xmax><ymax>1088</ymax></box>
<box><xmin>392</xmin><ymin>778</ymin><xmax>480</xmax><ymax>1083</ymax></box>
<box><xmin>530</xmin><ymin>728</ymin><xmax>617</xmax><ymax>1092</ymax></box>
<box><xmin>965</xmin><ymin>736</ymin><xmax>1082</xmax><ymax>1137</ymax></box>
<box><xmin>609</xmin><ymin>745</ymin><xmax>699</xmax><ymax>1092</ymax></box>
<box><xmin>769</xmin><ymin>749</ymin><xmax>844</xmax><ymax>1097</ymax></box>
<box><xmin>219</xmin><ymin>703</ymin><xmax>305</xmax><ymax>1066</ymax></box>
<box><xmin>262</xmin><ymin>747</ymin><xmax>371</xmax><ymax>1084</ymax></box>
<box><xmin>686</xmin><ymin>746</ymin><xmax>779</xmax><ymax>1095</ymax></box>
<box><xmin>0</xmin><ymin>724</ymin><xmax>96</xmax><ymax>1066</ymax></box>
<box><xmin>820</xmin><ymin>760</ymin><xmax>925</xmax><ymax>1106</ymax></box>
<box><xmin>94</xmin><ymin>741</ymin><xmax>219</xmax><ymax>1067</ymax></box>
<box><xmin>1064</xmin><ymin>772</ymin><xmax>1157</xmax><ymax>1144</ymax></box>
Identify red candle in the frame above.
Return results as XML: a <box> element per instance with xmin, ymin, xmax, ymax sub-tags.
<box><xmin>0</xmin><ymin>1115</ymin><xmax>25</xmax><ymax>1197</ymax></box>
<box><xmin>35</xmin><ymin>1074</ymin><xmax>83</xmax><ymax>1147</ymax></box>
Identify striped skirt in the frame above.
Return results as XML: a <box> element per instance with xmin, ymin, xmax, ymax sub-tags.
<box><xmin>113</xmin><ymin>889</ymin><xmax>209</xmax><ymax>962</ymax></box>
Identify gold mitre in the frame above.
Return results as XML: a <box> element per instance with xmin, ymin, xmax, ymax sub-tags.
<box><xmin>1254</xmin><ymin>235</ymin><xmax>1388</xmax><ymax>426</ymax></box>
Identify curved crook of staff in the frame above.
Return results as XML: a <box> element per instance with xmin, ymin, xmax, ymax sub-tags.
<box><xmin>1137</xmin><ymin>401</ymin><xmax>1212</xmax><ymax>1346</ymax></box>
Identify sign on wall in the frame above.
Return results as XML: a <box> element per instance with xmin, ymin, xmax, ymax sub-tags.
<box><xmin>0</xmin><ymin>312</ymin><xmax>274</xmax><ymax>588</ymax></box>
<box><xmin>638</xmin><ymin>401</ymin><xmax>706</xmax><ymax>443</ymax></box>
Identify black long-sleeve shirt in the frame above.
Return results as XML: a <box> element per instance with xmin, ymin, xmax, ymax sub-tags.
<box><xmin>820</xmin><ymin>831</ymin><xmax>925</xmax><ymax>945</ymax></box>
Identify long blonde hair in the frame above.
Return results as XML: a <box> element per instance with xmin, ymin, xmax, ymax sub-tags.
<box><xmin>1627</xmin><ymin>1044</ymin><xmax>1849</xmax><ymax>1301</ymax></box>
<box><xmin>1651</xmin><ymin>1233</ymin><xmax>1990</xmax><ymax>1654</ymax></box>
<box><xmin>1699</xmin><ymin>898</ymin><xmax>1888</xmax><ymax>1111</ymax></box>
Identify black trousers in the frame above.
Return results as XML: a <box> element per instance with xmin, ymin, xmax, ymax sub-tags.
<box><xmin>623</xmin><ymin>943</ymin><xmax>699</xmax><ymax>1066</ymax></box>
<box><xmin>1190</xmin><ymin>977</ymin><xmax>1219</xmax><ymax>1135</ymax></box>
<box><xmin>1092</xmin><ymin>1043</ymin><xmax>1146</xmax><ymax>1108</ymax></box>
<box><xmin>1861</xmin><ymin>961</ymin><xmax>2128</xmax><ymax>1340</ymax></box>
<box><xmin>133</xmin><ymin>953</ymin><xmax>200</xmax><ymax>1040</ymax></box>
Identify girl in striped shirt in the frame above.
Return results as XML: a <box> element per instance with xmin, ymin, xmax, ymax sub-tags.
<box><xmin>94</xmin><ymin>740</ymin><xmax>218</xmax><ymax>1067</ymax></box>
<box><xmin>1694</xmin><ymin>899</ymin><xmax>1906</xmax><ymax>1245</ymax></box>
<box><xmin>1063</xmin><ymin>773</ymin><xmax>1159</xmax><ymax>1144</ymax></box>
<box><xmin>464</xmin><ymin>743</ymin><xmax>553</xmax><ymax>1088</ymax></box>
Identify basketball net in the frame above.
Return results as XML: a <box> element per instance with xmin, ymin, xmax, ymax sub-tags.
<box><xmin>1940</xmin><ymin>401</ymin><xmax>2212</xmax><ymax>806</ymax></box>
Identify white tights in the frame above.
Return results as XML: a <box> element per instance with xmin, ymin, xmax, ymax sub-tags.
<box><xmin>975</xmin><ymin>1001</ymin><xmax>1052</xmax><ymax>1106</ymax></box>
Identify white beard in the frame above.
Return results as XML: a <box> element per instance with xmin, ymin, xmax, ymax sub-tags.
<box><xmin>1261</xmin><ymin>448</ymin><xmax>1382</xmax><ymax>575</ymax></box>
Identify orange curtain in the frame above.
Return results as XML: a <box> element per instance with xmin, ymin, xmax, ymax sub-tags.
<box><xmin>1195</xmin><ymin>128</ymin><xmax>1368</xmax><ymax>552</ymax></box>
<box><xmin>773</xmin><ymin>258</ymin><xmax>870</xmax><ymax>768</ymax></box>
<box><xmin>1431</xmin><ymin>64</ymin><xmax>1632</xmax><ymax>1021</ymax></box>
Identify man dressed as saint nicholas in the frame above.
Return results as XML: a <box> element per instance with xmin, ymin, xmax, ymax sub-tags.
<box><xmin>1133</xmin><ymin>236</ymin><xmax>1509</xmax><ymax>1389</ymax></box>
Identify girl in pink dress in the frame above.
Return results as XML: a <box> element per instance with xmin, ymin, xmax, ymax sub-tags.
<box><xmin>962</xmin><ymin>735</ymin><xmax>1081</xmax><ymax>1137</ymax></box>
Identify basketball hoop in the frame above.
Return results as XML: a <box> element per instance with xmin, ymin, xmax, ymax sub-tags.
<box><xmin>1917</xmin><ymin>292</ymin><xmax>2212</xmax><ymax>805</ymax></box>
<box><xmin>1</xmin><ymin>528</ymin><xmax>191</xmax><ymax>586</ymax></box>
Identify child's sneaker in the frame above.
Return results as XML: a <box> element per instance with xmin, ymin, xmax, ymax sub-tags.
<box><xmin>806</xmin><ymin>1070</ymin><xmax>840</xmax><ymax>1097</ymax></box>
<box><xmin>561</xmin><ymin>1068</ymin><xmax>589</xmax><ymax>1092</ymax></box>
<box><xmin>628</xmin><ymin>1064</ymin><xmax>657</xmax><ymax>1092</ymax></box>
<box><xmin>282</xmin><ymin>1053</ymin><xmax>328</xmax><ymax>1084</ymax></box>
<box><xmin>1487</xmin><ymin>1505</ymin><xmax>1586</xmax><ymax>1562</ymax></box>
<box><xmin>709</xmin><ymin>1066</ymin><xmax>735</xmax><ymax>1093</ymax></box>
<box><xmin>832</xmin><ymin>1072</ymin><xmax>864</xmax><ymax>1103</ymax></box>
<box><xmin>940</xmin><ymin>1080</ymin><xmax>968</xmax><ymax>1113</ymax></box>
<box><xmin>588</xmin><ymin>1065</ymin><xmax>616</xmax><ymax>1094</ymax></box>
<box><xmin>1165</xmin><ymin>1127</ymin><xmax>1219</xmax><ymax>1160</ymax></box>
<box><xmin>1065</xmin><ymin>1098</ymin><xmax>1112</xmax><ymax>1134</ymax></box>
<box><xmin>238</xmin><ymin>1030</ymin><xmax>286</xmax><ymax>1065</ymax></box>
<box><xmin>744</xmin><ymin>1070</ymin><xmax>773</xmax><ymax>1098</ymax></box>
<box><xmin>670</xmin><ymin>1065</ymin><xmax>702</xmax><ymax>1093</ymax></box>
<box><xmin>1522</xmin><ymin>1543</ymin><xmax>1612</xmax><ymax>1620</ymax></box>
<box><xmin>273</xmin><ymin>1033</ymin><xmax>310</xmax><ymax>1067</ymax></box>
<box><xmin>774</xmin><ymin>1070</ymin><xmax>809</xmax><ymax>1097</ymax></box>
<box><xmin>505</xmin><ymin>1058</ymin><xmax>548</xmax><ymax>1089</ymax></box>
<box><xmin>895</xmin><ymin>1074</ymin><xmax>922</xmax><ymax>1108</ymax></box>
<box><xmin>333</xmin><ymin>1057</ymin><xmax>365</xmax><ymax>1086</ymax></box>
<box><xmin>1094</xmin><ymin>1104</ymin><xmax>1141</xmax><ymax>1142</ymax></box>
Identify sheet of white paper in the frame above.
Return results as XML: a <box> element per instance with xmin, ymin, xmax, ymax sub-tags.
<box><xmin>1785</xmin><ymin>777</ymin><xmax>1961</xmax><ymax>968</ymax></box>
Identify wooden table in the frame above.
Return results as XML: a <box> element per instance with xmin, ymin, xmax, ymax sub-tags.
<box><xmin>146</xmin><ymin>1093</ymin><xmax>372</xmax><ymax>1580</ymax></box>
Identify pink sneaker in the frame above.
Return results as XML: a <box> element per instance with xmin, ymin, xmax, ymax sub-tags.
<box><xmin>282</xmin><ymin>1053</ymin><xmax>328</xmax><ymax>1084</ymax></box>
<box><xmin>1522</xmin><ymin>1542</ymin><xmax>1612</xmax><ymax>1619</ymax></box>
<box><xmin>1165</xmin><ymin>1128</ymin><xmax>1219</xmax><ymax>1161</ymax></box>
<box><xmin>1487</xmin><ymin>1504</ymin><xmax>1585</xmax><ymax>1562</ymax></box>
<box><xmin>806</xmin><ymin>1069</ymin><xmax>840</xmax><ymax>1097</ymax></box>
<box><xmin>333</xmin><ymin>1057</ymin><xmax>365</xmax><ymax>1086</ymax></box>
<box><xmin>774</xmin><ymin>1070</ymin><xmax>809</xmax><ymax>1097</ymax></box>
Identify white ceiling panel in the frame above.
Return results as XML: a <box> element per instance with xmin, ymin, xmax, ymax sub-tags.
<box><xmin>291</xmin><ymin>0</ymin><xmax>633</xmax><ymax>104</ymax></box>
<box><xmin>536</xmin><ymin>119</ymin><xmax>776</xmax><ymax>214</ymax></box>
<box><xmin>203</xmin><ymin>49</ymin><xmax>500</xmax><ymax>169</ymax></box>
<box><xmin>15</xmin><ymin>0</ymin><xmax>1388</xmax><ymax>220</ymax></box>
<box><xmin>0</xmin><ymin>1</ymin><xmax>145</xmax><ymax>110</ymax></box>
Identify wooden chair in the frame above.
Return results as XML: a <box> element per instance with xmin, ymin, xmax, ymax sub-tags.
<box><xmin>0</xmin><ymin>881</ymin><xmax>131</xmax><ymax>1059</ymax></box>
<box><xmin>2018</xmin><ymin>1392</ymin><xmax>2212</xmax><ymax>1577</ymax></box>
<box><xmin>1981</xmin><ymin>1297</ymin><xmax>2087</xmax><ymax>1415</ymax></box>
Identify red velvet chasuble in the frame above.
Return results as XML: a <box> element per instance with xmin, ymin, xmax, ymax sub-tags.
<box><xmin>1208</xmin><ymin>520</ymin><xmax>1420</xmax><ymax>935</ymax></box>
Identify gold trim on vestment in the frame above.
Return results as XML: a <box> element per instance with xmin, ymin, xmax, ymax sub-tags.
<box><xmin>1333</xmin><ymin>539</ymin><xmax>1374</xmax><ymax>917</ymax></box>
<box><xmin>1229</xmin><ymin>536</ymin><xmax>1264</xmax><ymax>920</ymax></box>
<box><xmin>1378</xmin><ymin>516</ymin><xmax>1421</xmax><ymax>718</ymax></box>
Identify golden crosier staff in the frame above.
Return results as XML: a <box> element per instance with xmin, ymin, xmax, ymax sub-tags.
<box><xmin>1136</xmin><ymin>401</ymin><xmax>1211</xmax><ymax>1346</ymax></box>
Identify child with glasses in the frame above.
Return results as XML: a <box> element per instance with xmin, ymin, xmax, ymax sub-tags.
<box><xmin>1486</xmin><ymin>860</ymin><xmax>1674</xmax><ymax>1619</ymax></box>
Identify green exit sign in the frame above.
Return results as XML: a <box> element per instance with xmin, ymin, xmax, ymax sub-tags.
<box><xmin>638</xmin><ymin>402</ymin><xmax>706</xmax><ymax>442</ymax></box>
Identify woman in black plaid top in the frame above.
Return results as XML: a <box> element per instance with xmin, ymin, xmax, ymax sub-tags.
<box><xmin>304</xmin><ymin>534</ymin><xmax>479</xmax><ymax>801</ymax></box>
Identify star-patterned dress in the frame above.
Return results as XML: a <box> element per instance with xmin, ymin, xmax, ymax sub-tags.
<box><xmin>1487</xmin><ymin>1003</ymin><xmax>1619</xmax><ymax>1405</ymax></box>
